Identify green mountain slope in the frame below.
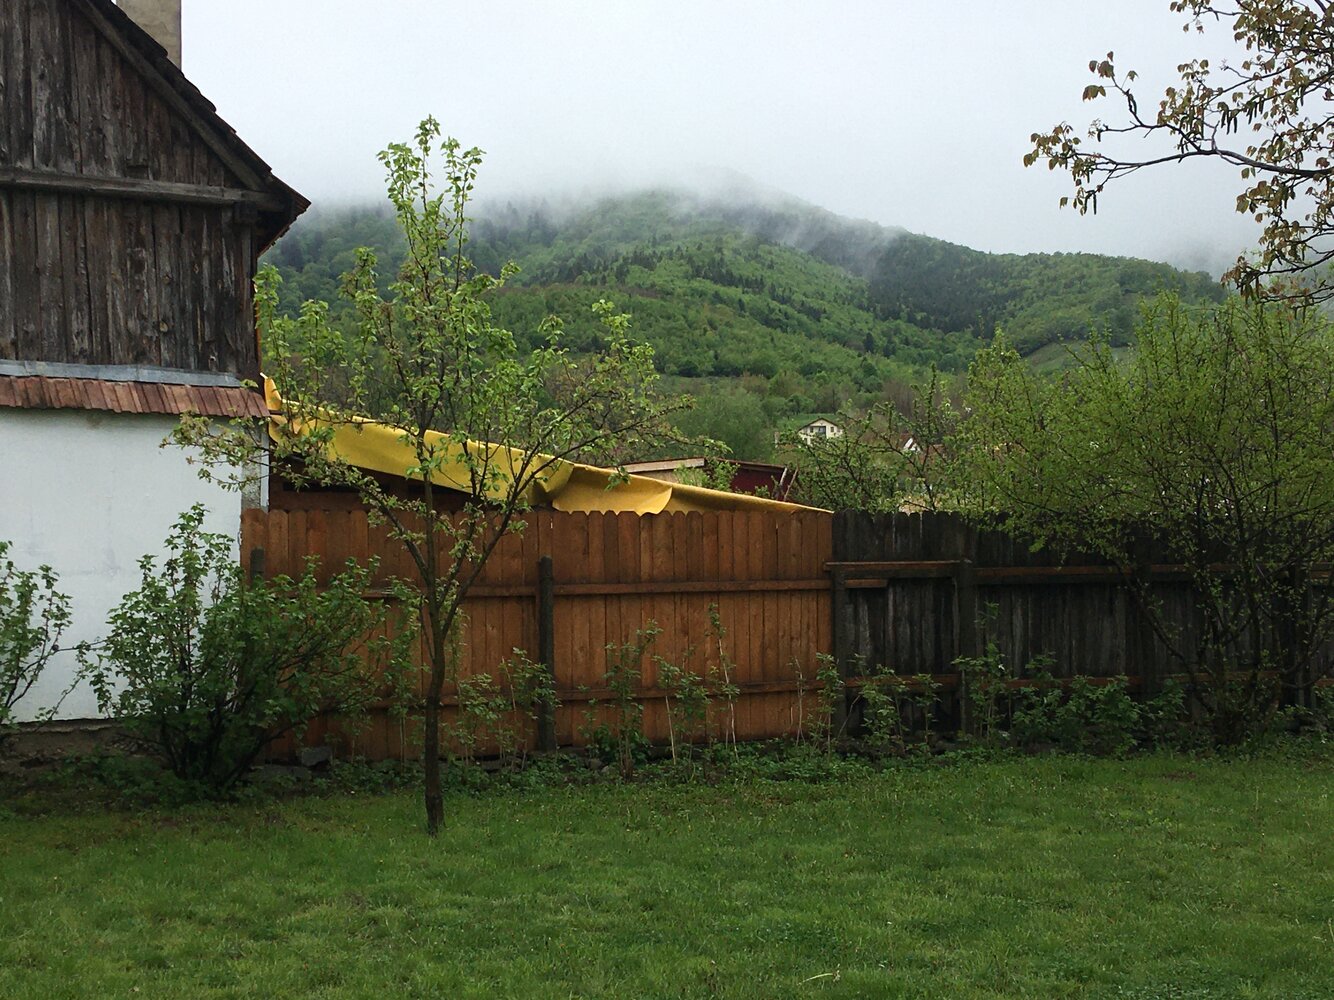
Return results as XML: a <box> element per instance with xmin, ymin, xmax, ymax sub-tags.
<box><xmin>868</xmin><ymin>234</ymin><xmax>1225</xmax><ymax>354</ymax></box>
<box><xmin>268</xmin><ymin>188</ymin><xmax>1223</xmax><ymax>364</ymax></box>
<box><xmin>262</xmin><ymin>187</ymin><xmax>1227</xmax><ymax>455</ymax></box>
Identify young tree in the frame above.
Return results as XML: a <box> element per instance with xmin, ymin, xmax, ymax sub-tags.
<box><xmin>957</xmin><ymin>295</ymin><xmax>1334</xmax><ymax>740</ymax></box>
<box><xmin>1027</xmin><ymin>1</ymin><xmax>1334</xmax><ymax>298</ymax></box>
<box><xmin>185</xmin><ymin>119</ymin><xmax>682</xmax><ymax>834</ymax></box>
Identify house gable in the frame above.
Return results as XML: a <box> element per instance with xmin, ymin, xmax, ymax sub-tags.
<box><xmin>2</xmin><ymin>0</ymin><xmax>304</xmax><ymax>227</ymax></box>
<box><xmin>0</xmin><ymin>0</ymin><xmax>307</xmax><ymax>394</ymax></box>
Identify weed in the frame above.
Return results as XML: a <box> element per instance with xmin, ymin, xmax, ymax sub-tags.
<box><xmin>855</xmin><ymin>666</ymin><xmax>943</xmax><ymax>754</ymax></box>
<box><xmin>809</xmin><ymin>652</ymin><xmax>846</xmax><ymax>754</ymax></box>
<box><xmin>446</xmin><ymin>651</ymin><xmax>553</xmax><ymax>770</ymax></box>
<box><xmin>706</xmin><ymin>605</ymin><xmax>740</xmax><ymax>750</ymax></box>
<box><xmin>581</xmin><ymin>623</ymin><xmax>660</xmax><ymax>778</ymax></box>
<box><xmin>956</xmin><ymin>639</ymin><xmax>1014</xmax><ymax>742</ymax></box>
<box><xmin>657</xmin><ymin>649</ymin><xmax>709</xmax><ymax>766</ymax></box>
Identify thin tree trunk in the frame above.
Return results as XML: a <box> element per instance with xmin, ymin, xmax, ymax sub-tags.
<box><xmin>422</xmin><ymin>602</ymin><xmax>448</xmax><ymax>837</ymax></box>
<box><xmin>423</xmin><ymin>698</ymin><xmax>443</xmax><ymax>835</ymax></box>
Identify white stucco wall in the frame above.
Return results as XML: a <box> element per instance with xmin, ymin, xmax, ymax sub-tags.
<box><xmin>0</xmin><ymin>409</ymin><xmax>245</xmax><ymax>720</ymax></box>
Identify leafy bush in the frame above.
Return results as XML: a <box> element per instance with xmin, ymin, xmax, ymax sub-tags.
<box><xmin>656</xmin><ymin>651</ymin><xmax>710</xmax><ymax>765</ymax></box>
<box><xmin>960</xmin><ymin>297</ymin><xmax>1334</xmax><ymax>743</ymax></box>
<box><xmin>958</xmin><ymin>639</ymin><xmax>1142</xmax><ymax>755</ymax></box>
<box><xmin>445</xmin><ymin>650</ymin><xmax>554</xmax><ymax>770</ymax></box>
<box><xmin>1012</xmin><ymin>675</ymin><xmax>1140</xmax><ymax>756</ymax></box>
<box><xmin>581</xmin><ymin>623</ymin><xmax>660</xmax><ymax>777</ymax></box>
<box><xmin>1</xmin><ymin>541</ymin><xmax>74</xmax><ymax>734</ymax></box>
<box><xmin>800</xmin><ymin>652</ymin><xmax>849</xmax><ymax>753</ymax></box>
<box><xmin>85</xmin><ymin>506</ymin><xmax>417</xmax><ymax>795</ymax></box>
<box><xmin>855</xmin><ymin>666</ymin><xmax>941</xmax><ymax>755</ymax></box>
<box><xmin>956</xmin><ymin>640</ymin><xmax>1019</xmax><ymax>743</ymax></box>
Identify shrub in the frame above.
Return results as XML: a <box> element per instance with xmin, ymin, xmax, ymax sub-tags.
<box><xmin>809</xmin><ymin>652</ymin><xmax>847</xmax><ymax>753</ymax></box>
<box><xmin>85</xmin><ymin>506</ymin><xmax>416</xmax><ymax>795</ymax></box>
<box><xmin>446</xmin><ymin>650</ymin><xmax>553</xmax><ymax>770</ymax></box>
<box><xmin>1</xmin><ymin>540</ymin><xmax>74</xmax><ymax>735</ymax></box>
<box><xmin>656</xmin><ymin>651</ymin><xmax>710</xmax><ymax>765</ymax></box>
<box><xmin>855</xmin><ymin>666</ymin><xmax>942</xmax><ymax>755</ymax></box>
<box><xmin>580</xmin><ymin>623</ymin><xmax>660</xmax><ymax>778</ymax></box>
<box><xmin>1011</xmin><ymin>674</ymin><xmax>1140</xmax><ymax>756</ymax></box>
<box><xmin>956</xmin><ymin>640</ymin><xmax>1017</xmax><ymax>743</ymax></box>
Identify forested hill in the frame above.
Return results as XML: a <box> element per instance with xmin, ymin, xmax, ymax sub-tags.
<box><xmin>265</xmin><ymin>187</ymin><xmax>1225</xmax><ymax>392</ymax></box>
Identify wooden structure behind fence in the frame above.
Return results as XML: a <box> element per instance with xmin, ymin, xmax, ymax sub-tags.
<box><xmin>241</xmin><ymin>507</ymin><xmax>834</xmax><ymax>759</ymax></box>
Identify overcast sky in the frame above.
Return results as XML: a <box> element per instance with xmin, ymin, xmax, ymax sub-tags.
<box><xmin>181</xmin><ymin>1</ymin><xmax>1262</xmax><ymax>275</ymax></box>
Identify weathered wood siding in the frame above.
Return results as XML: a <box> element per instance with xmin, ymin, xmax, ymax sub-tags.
<box><xmin>0</xmin><ymin>0</ymin><xmax>260</xmax><ymax>376</ymax></box>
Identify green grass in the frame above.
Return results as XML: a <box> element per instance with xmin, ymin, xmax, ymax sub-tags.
<box><xmin>2</xmin><ymin>749</ymin><xmax>1333</xmax><ymax>998</ymax></box>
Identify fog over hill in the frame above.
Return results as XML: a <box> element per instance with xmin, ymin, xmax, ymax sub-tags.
<box><xmin>272</xmin><ymin>182</ymin><xmax>1219</xmax><ymax>367</ymax></box>
<box><xmin>264</xmin><ymin>179</ymin><xmax>1229</xmax><ymax>458</ymax></box>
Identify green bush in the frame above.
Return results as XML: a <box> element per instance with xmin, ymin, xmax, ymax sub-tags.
<box><xmin>1</xmin><ymin>540</ymin><xmax>73</xmax><ymax>734</ymax></box>
<box><xmin>445</xmin><ymin>651</ymin><xmax>554</xmax><ymax>770</ymax></box>
<box><xmin>580</xmin><ymin>623</ymin><xmax>660</xmax><ymax>777</ymax></box>
<box><xmin>958</xmin><ymin>637</ymin><xmax>1142</xmax><ymax>755</ymax></box>
<box><xmin>1011</xmin><ymin>675</ymin><xmax>1140</xmax><ymax>756</ymax></box>
<box><xmin>86</xmin><ymin>506</ymin><xmax>417</xmax><ymax>796</ymax></box>
<box><xmin>848</xmin><ymin>660</ymin><xmax>943</xmax><ymax>755</ymax></box>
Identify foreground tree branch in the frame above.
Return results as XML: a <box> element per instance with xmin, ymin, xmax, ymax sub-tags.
<box><xmin>1027</xmin><ymin>1</ymin><xmax>1334</xmax><ymax>299</ymax></box>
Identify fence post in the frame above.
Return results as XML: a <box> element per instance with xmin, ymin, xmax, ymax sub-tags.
<box><xmin>536</xmin><ymin>554</ymin><xmax>557</xmax><ymax>751</ymax></box>
<box><xmin>1133</xmin><ymin>562</ymin><xmax>1160</xmax><ymax>698</ymax></box>
<box><xmin>953</xmin><ymin>557</ymin><xmax>977</xmax><ymax>735</ymax></box>
<box><xmin>831</xmin><ymin>566</ymin><xmax>850</xmax><ymax>735</ymax></box>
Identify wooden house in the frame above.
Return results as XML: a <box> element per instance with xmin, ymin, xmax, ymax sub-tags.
<box><xmin>0</xmin><ymin>0</ymin><xmax>307</xmax><ymax>720</ymax></box>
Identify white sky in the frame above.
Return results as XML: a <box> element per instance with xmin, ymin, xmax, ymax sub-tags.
<box><xmin>180</xmin><ymin>1</ymin><xmax>1263</xmax><ymax>275</ymax></box>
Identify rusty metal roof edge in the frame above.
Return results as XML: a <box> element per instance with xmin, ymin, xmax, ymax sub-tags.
<box><xmin>0</xmin><ymin>375</ymin><xmax>267</xmax><ymax>418</ymax></box>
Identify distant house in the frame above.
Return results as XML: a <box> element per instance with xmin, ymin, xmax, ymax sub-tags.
<box><xmin>0</xmin><ymin>0</ymin><xmax>307</xmax><ymax>720</ymax></box>
<box><xmin>782</xmin><ymin>417</ymin><xmax>843</xmax><ymax>446</ymax></box>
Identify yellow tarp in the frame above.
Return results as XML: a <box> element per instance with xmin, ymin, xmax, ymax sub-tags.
<box><xmin>264</xmin><ymin>378</ymin><xmax>819</xmax><ymax>515</ymax></box>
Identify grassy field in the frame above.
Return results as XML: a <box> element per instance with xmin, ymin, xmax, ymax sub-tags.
<box><xmin>1</xmin><ymin>749</ymin><xmax>1332</xmax><ymax>999</ymax></box>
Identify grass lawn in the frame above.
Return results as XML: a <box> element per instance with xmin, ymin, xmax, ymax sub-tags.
<box><xmin>2</xmin><ymin>749</ymin><xmax>1332</xmax><ymax>999</ymax></box>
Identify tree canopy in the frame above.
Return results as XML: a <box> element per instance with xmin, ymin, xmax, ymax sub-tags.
<box><xmin>1028</xmin><ymin>1</ymin><xmax>1334</xmax><ymax>298</ymax></box>
<box><xmin>956</xmin><ymin>295</ymin><xmax>1334</xmax><ymax>739</ymax></box>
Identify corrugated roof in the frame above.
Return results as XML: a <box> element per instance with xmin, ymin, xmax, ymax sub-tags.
<box><xmin>0</xmin><ymin>375</ymin><xmax>268</xmax><ymax>418</ymax></box>
<box><xmin>266</xmin><ymin>379</ymin><xmax>824</xmax><ymax>515</ymax></box>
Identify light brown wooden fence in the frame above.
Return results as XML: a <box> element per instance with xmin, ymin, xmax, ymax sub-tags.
<box><xmin>243</xmin><ymin>508</ymin><xmax>1334</xmax><ymax>760</ymax></box>
<box><xmin>241</xmin><ymin>507</ymin><xmax>834</xmax><ymax>759</ymax></box>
